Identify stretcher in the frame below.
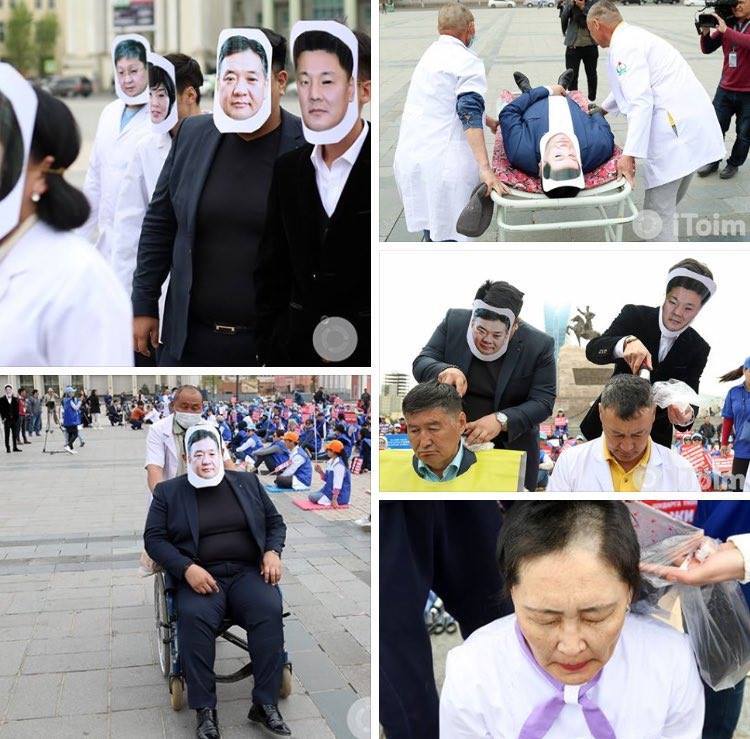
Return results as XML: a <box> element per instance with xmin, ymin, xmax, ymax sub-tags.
<box><xmin>490</xmin><ymin>90</ymin><xmax>638</xmax><ymax>242</ymax></box>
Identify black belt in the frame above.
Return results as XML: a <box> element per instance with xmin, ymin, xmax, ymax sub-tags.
<box><xmin>192</xmin><ymin>316</ymin><xmax>255</xmax><ymax>335</ymax></box>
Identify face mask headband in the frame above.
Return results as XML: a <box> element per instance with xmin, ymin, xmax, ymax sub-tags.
<box><xmin>666</xmin><ymin>268</ymin><xmax>717</xmax><ymax>298</ymax></box>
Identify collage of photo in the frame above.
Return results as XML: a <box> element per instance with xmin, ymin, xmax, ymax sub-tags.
<box><xmin>0</xmin><ymin>0</ymin><xmax>749</xmax><ymax>737</ymax></box>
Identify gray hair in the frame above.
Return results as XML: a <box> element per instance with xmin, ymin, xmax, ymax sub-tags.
<box><xmin>587</xmin><ymin>0</ymin><xmax>623</xmax><ymax>26</ymax></box>
<box><xmin>402</xmin><ymin>381</ymin><xmax>463</xmax><ymax>417</ymax></box>
<box><xmin>438</xmin><ymin>3</ymin><xmax>474</xmax><ymax>33</ymax></box>
<box><xmin>600</xmin><ymin>375</ymin><xmax>654</xmax><ymax>420</ymax></box>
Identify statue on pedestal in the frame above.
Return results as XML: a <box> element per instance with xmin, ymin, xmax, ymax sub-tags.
<box><xmin>566</xmin><ymin>306</ymin><xmax>600</xmax><ymax>346</ymax></box>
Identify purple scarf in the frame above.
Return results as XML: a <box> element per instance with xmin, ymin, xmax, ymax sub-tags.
<box><xmin>515</xmin><ymin>621</ymin><xmax>616</xmax><ymax>739</ymax></box>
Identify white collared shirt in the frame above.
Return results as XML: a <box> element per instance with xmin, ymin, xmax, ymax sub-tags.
<box><xmin>310</xmin><ymin>120</ymin><xmax>369</xmax><ymax>217</ymax></box>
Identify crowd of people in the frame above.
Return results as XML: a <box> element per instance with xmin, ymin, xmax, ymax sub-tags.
<box><xmin>393</xmin><ymin>0</ymin><xmax>745</xmax><ymax>241</ymax></box>
<box><xmin>0</xmin><ymin>20</ymin><xmax>371</xmax><ymax>366</ymax></box>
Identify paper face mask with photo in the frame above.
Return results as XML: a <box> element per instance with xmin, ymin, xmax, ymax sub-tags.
<box><xmin>290</xmin><ymin>21</ymin><xmax>359</xmax><ymax>145</ymax></box>
<box><xmin>112</xmin><ymin>34</ymin><xmax>151</xmax><ymax>105</ymax></box>
<box><xmin>213</xmin><ymin>29</ymin><xmax>273</xmax><ymax>134</ymax></box>
<box><xmin>466</xmin><ymin>299</ymin><xmax>516</xmax><ymax>362</ymax></box>
<box><xmin>0</xmin><ymin>64</ymin><xmax>37</xmax><ymax>241</ymax></box>
<box><xmin>147</xmin><ymin>53</ymin><xmax>178</xmax><ymax>134</ymax></box>
<box><xmin>185</xmin><ymin>423</ymin><xmax>225</xmax><ymax>489</ymax></box>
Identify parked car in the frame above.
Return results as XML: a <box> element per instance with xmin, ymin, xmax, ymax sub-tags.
<box><xmin>488</xmin><ymin>0</ymin><xmax>515</xmax><ymax>7</ymax></box>
<box><xmin>683</xmin><ymin>0</ymin><xmax>703</xmax><ymax>5</ymax></box>
<box><xmin>621</xmin><ymin>0</ymin><xmax>643</xmax><ymax>5</ymax></box>
<box><xmin>47</xmin><ymin>75</ymin><xmax>93</xmax><ymax>98</ymax></box>
<box><xmin>526</xmin><ymin>0</ymin><xmax>556</xmax><ymax>7</ymax></box>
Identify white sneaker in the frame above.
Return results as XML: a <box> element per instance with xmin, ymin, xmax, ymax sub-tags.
<box><xmin>354</xmin><ymin>515</ymin><xmax>371</xmax><ymax>529</ymax></box>
<box><xmin>66</xmin><ymin>448</ymin><xmax>78</xmax><ymax>455</ymax></box>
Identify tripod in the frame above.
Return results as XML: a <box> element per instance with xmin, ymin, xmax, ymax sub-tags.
<box><xmin>42</xmin><ymin>411</ymin><xmax>67</xmax><ymax>455</ymax></box>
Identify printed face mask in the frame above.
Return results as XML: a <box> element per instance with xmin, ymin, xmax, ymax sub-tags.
<box><xmin>185</xmin><ymin>424</ymin><xmax>225</xmax><ymax>489</ymax></box>
<box><xmin>466</xmin><ymin>299</ymin><xmax>517</xmax><ymax>362</ymax></box>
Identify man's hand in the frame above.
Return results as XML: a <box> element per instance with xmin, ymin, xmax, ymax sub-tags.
<box><xmin>133</xmin><ymin>316</ymin><xmax>159</xmax><ymax>357</ymax></box>
<box><xmin>622</xmin><ymin>337</ymin><xmax>652</xmax><ymax>374</ymax></box>
<box><xmin>185</xmin><ymin>564</ymin><xmax>220</xmax><ymax>595</ymax></box>
<box><xmin>640</xmin><ymin>541</ymin><xmax>745</xmax><ymax>585</ymax></box>
<box><xmin>331</xmin><ymin>497</ymin><xmax>340</xmax><ymax>510</ymax></box>
<box><xmin>550</xmin><ymin>84</ymin><xmax>567</xmax><ymax>96</ymax></box>
<box><xmin>485</xmin><ymin>115</ymin><xmax>499</xmax><ymax>134</ymax></box>
<box><xmin>479</xmin><ymin>165</ymin><xmax>509</xmax><ymax>196</ymax></box>
<box><xmin>314</xmin><ymin>463</ymin><xmax>324</xmax><ymax>475</ymax></box>
<box><xmin>721</xmin><ymin>444</ymin><xmax>730</xmax><ymax>456</ymax></box>
<box><xmin>617</xmin><ymin>154</ymin><xmax>636</xmax><ymax>186</ymax></box>
<box><xmin>711</xmin><ymin>12</ymin><xmax>727</xmax><ymax>32</ymax></box>
<box><xmin>464</xmin><ymin>414</ymin><xmax>502</xmax><ymax>446</ymax></box>
<box><xmin>667</xmin><ymin>404</ymin><xmax>695</xmax><ymax>426</ymax></box>
<box><xmin>437</xmin><ymin>367</ymin><xmax>469</xmax><ymax>397</ymax></box>
<box><xmin>261</xmin><ymin>551</ymin><xmax>282</xmax><ymax>585</ymax></box>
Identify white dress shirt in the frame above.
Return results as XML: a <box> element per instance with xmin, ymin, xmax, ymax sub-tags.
<box><xmin>310</xmin><ymin>120</ymin><xmax>369</xmax><ymax>217</ymax></box>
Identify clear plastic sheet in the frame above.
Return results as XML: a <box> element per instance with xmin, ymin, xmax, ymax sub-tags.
<box><xmin>628</xmin><ymin>503</ymin><xmax>750</xmax><ymax>690</ymax></box>
<box><xmin>651</xmin><ymin>379</ymin><xmax>701</xmax><ymax>413</ymax></box>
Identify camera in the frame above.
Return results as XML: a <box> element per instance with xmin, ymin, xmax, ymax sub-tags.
<box><xmin>695</xmin><ymin>0</ymin><xmax>738</xmax><ymax>32</ymax></box>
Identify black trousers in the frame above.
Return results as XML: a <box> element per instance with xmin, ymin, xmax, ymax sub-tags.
<box><xmin>64</xmin><ymin>424</ymin><xmax>78</xmax><ymax>449</ymax></box>
<box><xmin>731</xmin><ymin>456</ymin><xmax>750</xmax><ymax>492</ymax></box>
<box><xmin>178</xmin><ymin>562</ymin><xmax>284</xmax><ymax>709</ymax></box>
<box><xmin>158</xmin><ymin>321</ymin><xmax>257</xmax><ymax>367</ymax></box>
<box><xmin>3</xmin><ymin>419</ymin><xmax>19</xmax><ymax>451</ymax></box>
<box><xmin>713</xmin><ymin>86</ymin><xmax>750</xmax><ymax>167</ymax></box>
<box><xmin>565</xmin><ymin>44</ymin><xmax>598</xmax><ymax>101</ymax></box>
<box><xmin>274</xmin><ymin>475</ymin><xmax>293</xmax><ymax>489</ymax></box>
<box><xmin>379</xmin><ymin>502</ymin><xmax>511</xmax><ymax>739</ymax></box>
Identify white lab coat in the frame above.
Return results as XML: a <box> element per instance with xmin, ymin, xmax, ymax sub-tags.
<box><xmin>394</xmin><ymin>35</ymin><xmax>487</xmax><ymax>242</ymax></box>
<box><xmin>601</xmin><ymin>23</ymin><xmax>725</xmax><ymax>189</ymax></box>
<box><xmin>77</xmin><ymin>99</ymin><xmax>150</xmax><ymax>261</ymax></box>
<box><xmin>0</xmin><ymin>219</ymin><xmax>132</xmax><ymax>365</ymax></box>
<box><xmin>111</xmin><ymin>130</ymin><xmax>171</xmax><ymax>295</ymax></box>
<box><xmin>547</xmin><ymin>436</ymin><xmax>701</xmax><ymax>492</ymax></box>
<box><xmin>145</xmin><ymin>413</ymin><xmax>181</xmax><ymax>483</ymax></box>
<box><xmin>440</xmin><ymin>613</ymin><xmax>704</xmax><ymax>738</ymax></box>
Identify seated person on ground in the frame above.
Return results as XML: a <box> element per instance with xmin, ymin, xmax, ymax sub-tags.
<box><xmin>310</xmin><ymin>440</ymin><xmax>352</xmax><ymax>508</ymax></box>
<box><xmin>499</xmin><ymin>69</ymin><xmax>615</xmax><ymax>198</ymax></box>
<box><xmin>144</xmin><ymin>424</ymin><xmax>291</xmax><ymax>738</ymax></box>
<box><xmin>547</xmin><ymin>374</ymin><xmax>701</xmax><ymax>492</ymax></box>
<box><xmin>272</xmin><ymin>432</ymin><xmax>313</xmax><ymax>490</ymax></box>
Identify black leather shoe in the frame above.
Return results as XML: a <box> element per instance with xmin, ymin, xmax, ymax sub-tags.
<box><xmin>697</xmin><ymin>161</ymin><xmax>720</xmax><ymax>177</ymax></box>
<box><xmin>196</xmin><ymin>708</ymin><xmax>220</xmax><ymax>739</ymax></box>
<box><xmin>558</xmin><ymin>68</ymin><xmax>574</xmax><ymax>90</ymax></box>
<box><xmin>513</xmin><ymin>71</ymin><xmax>532</xmax><ymax>93</ymax></box>
<box><xmin>720</xmin><ymin>163</ymin><xmax>738</xmax><ymax>179</ymax></box>
<box><xmin>248</xmin><ymin>703</ymin><xmax>291</xmax><ymax>736</ymax></box>
<box><xmin>13</xmin><ymin>447</ymin><xmax>22</xmax><ymax>452</ymax></box>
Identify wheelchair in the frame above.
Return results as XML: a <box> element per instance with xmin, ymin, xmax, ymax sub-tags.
<box><xmin>154</xmin><ymin>569</ymin><xmax>293</xmax><ymax>710</ymax></box>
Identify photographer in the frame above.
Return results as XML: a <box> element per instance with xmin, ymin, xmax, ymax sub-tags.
<box><xmin>698</xmin><ymin>0</ymin><xmax>750</xmax><ymax>180</ymax></box>
<box><xmin>561</xmin><ymin>0</ymin><xmax>599</xmax><ymax>102</ymax></box>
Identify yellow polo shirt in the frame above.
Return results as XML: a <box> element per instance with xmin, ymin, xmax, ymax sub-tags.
<box><xmin>602</xmin><ymin>437</ymin><xmax>652</xmax><ymax>492</ymax></box>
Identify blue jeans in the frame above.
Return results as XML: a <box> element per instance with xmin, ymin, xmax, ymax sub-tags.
<box><xmin>703</xmin><ymin>676</ymin><xmax>745</xmax><ymax>738</ymax></box>
<box><xmin>713</xmin><ymin>86</ymin><xmax>750</xmax><ymax>167</ymax></box>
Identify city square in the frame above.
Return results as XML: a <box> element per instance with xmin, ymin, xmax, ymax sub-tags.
<box><xmin>380</xmin><ymin>5</ymin><xmax>750</xmax><ymax>241</ymax></box>
<box><xmin>0</xmin><ymin>423</ymin><xmax>371</xmax><ymax>738</ymax></box>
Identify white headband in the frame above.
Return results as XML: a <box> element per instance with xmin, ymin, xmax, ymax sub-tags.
<box><xmin>666</xmin><ymin>268</ymin><xmax>717</xmax><ymax>298</ymax></box>
<box><xmin>471</xmin><ymin>299</ymin><xmax>517</xmax><ymax>324</ymax></box>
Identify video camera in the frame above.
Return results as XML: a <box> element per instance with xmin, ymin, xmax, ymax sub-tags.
<box><xmin>695</xmin><ymin>0</ymin><xmax>738</xmax><ymax>32</ymax></box>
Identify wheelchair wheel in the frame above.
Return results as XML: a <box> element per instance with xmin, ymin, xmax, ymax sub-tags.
<box><xmin>280</xmin><ymin>663</ymin><xmax>293</xmax><ymax>699</ymax></box>
<box><xmin>154</xmin><ymin>573</ymin><xmax>170</xmax><ymax>678</ymax></box>
<box><xmin>169</xmin><ymin>676</ymin><xmax>184</xmax><ymax>711</ymax></box>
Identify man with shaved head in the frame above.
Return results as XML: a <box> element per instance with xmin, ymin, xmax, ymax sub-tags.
<box><xmin>394</xmin><ymin>3</ymin><xmax>508</xmax><ymax>242</ymax></box>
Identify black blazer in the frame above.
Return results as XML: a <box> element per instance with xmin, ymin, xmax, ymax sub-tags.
<box><xmin>0</xmin><ymin>396</ymin><xmax>19</xmax><ymax>423</ymax></box>
<box><xmin>254</xmin><ymin>126</ymin><xmax>371</xmax><ymax>366</ymax></box>
<box><xmin>132</xmin><ymin>110</ymin><xmax>305</xmax><ymax>359</ymax></box>
<box><xmin>143</xmin><ymin>470</ymin><xmax>286</xmax><ymax>582</ymax></box>
<box><xmin>580</xmin><ymin>304</ymin><xmax>710</xmax><ymax>446</ymax></box>
<box><xmin>412</xmin><ymin>309</ymin><xmax>556</xmax><ymax>491</ymax></box>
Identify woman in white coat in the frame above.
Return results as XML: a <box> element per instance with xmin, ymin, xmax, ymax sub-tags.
<box><xmin>77</xmin><ymin>39</ymin><xmax>150</xmax><ymax>262</ymax></box>
<box><xmin>440</xmin><ymin>502</ymin><xmax>704</xmax><ymax>738</ymax></box>
<box><xmin>587</xmin><ymin>1</ymin><xmax>725</xmax><ymax>241</ymax></box>
<box><xmin>0</xmin><ymin>87</ymin><xmax>132</xmax><ymax>365</ymax></box>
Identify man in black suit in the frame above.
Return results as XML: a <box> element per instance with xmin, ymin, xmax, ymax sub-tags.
<box><xmin>412</xmin><ymin>280</ymin><xmax>556</xmax><ymax>491</ymax></box>
<box><xmin>0</xmin><ymin>385</ymin><xmax>21</xmax><ymax>453</ymax></box>
<box><xmin>132</xmin><ymin>28</ymin><xmax>306</xmax><ymax>367</ymax></box>
<box><xmin>581</xmin><ymin>258</ymin><xmax>714</xmax><ymax>447</ymax></box>
<box><xmin>255</xmin><ymin>29</ymin><xmax>371</xmax><ymax>366</ymax></box>
<box><xmin>144</xmin><ymin>425</ymin><xmax>290</xmax><ymax>738</ymax></box>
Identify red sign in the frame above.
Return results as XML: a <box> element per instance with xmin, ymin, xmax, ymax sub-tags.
<box><xmin>643</xmin><ymin>500</ymin><xmax>697</xmax><ymax>524</ymax></box>
<box><xmin>344</xmin><ymin>412</ymin><xmax>357</xmax><ymax>423</ymax></box>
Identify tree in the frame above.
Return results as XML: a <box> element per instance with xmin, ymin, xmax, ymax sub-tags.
<box><xmin>35</xmin><ymin>12</ymin><xmax>59</xmax><ymax>77</ymax></box>
<box><xmin>5</xmin><ymin>2</ymin><xmax>35</xmax><ymax>76</ymax></box>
